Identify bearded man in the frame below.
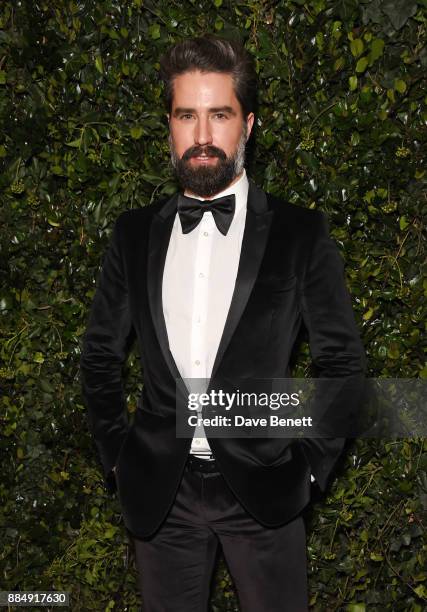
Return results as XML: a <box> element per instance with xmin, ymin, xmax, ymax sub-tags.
<box><xmin>80</xmin><ymin>34</ymin><xmax>365</xmax><ymax>611</ymax></box>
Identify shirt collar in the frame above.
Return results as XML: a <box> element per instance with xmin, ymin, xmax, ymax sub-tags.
<box><xmin>183</xmin><ymin>168</ymin><xmax>249</xmax><ymax>218</ymax></box>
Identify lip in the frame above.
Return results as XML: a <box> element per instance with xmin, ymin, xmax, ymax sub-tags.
<box><xmin>191</xmin><ymin>156</ymin><xmax>217</xmax><ymax>163</ymax></box>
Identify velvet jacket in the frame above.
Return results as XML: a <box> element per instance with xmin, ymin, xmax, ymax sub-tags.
<box><xmin>80</xmin><ymin>179</ymin><xmax>366</xmax><ymax>539</ymax></box>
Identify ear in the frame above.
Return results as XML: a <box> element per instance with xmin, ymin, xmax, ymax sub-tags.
<box><xmin>245</xmin><ymin>112</ymin><xmax>255</xmax><ymax>140</ymax></box>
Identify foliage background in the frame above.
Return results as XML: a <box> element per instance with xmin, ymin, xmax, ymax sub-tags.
<box><xmin>0</xmin><ymin>0</ymin><xmax>426</xmax><ymax>610</ymax></box>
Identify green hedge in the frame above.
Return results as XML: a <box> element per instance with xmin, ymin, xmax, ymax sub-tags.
<box><xmin>1</xmin><ymin>1</ymin><xmax>426</xmax><ymax>610</ymax></box>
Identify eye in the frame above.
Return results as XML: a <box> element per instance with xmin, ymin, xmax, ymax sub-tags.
<box><xmin>214</xmin><ymin>113</ymin><xmax>228</xmax><ymax>119</ymax></box>
<box><xmin>180</xmin><ymin>114</ymin><xmax>194</xmax><ymax>120</ymax></box>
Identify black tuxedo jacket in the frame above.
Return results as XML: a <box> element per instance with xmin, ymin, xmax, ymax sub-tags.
<box><xmin>80</xmin><ymin>179</ymin><xmax>366</xmax><ymax>539</ymax></box>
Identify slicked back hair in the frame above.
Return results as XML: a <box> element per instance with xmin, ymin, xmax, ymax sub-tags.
<box><xmin>159</xmin><ymin>34</ymin><xmax>258</xmax><ymax>119</ymax></box>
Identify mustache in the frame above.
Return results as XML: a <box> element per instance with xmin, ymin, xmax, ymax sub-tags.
<box><xmin>181</xmin><ymin>145</ymin><xmax>227</xmax><ymax>161</ymax></box>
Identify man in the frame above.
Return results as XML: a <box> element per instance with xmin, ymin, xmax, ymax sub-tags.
<box><xmin>80</xmin><ymin>35</ymin><xmax>366</xmax><ymax>611</ymax></box>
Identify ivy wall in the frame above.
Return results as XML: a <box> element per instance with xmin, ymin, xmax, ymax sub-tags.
<box><xmin>1</xmin><ymin>1</ymin><xmax>426</xmax><ymax>610</ymax></box>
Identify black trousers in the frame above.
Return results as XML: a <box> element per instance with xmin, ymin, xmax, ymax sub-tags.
<box><xmin>132</xmin><ymin>457</ymin><xmax>308</xmax><ymax>612</ymax></box>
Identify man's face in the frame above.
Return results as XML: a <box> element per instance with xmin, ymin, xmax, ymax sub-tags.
<box><xmin>168</xmin><ymin>70</ymin><xmax>254</xmax><ymax>198</ymax></box>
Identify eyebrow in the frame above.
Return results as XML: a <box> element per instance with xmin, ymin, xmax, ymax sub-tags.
<box><xmin>172</xmin><ymin>106</ymin><xmax>237</xmax><ymax>117</ymax></box>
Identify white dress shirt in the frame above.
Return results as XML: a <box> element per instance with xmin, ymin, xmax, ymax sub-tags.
<box><xmin>162</xmin><ymin>169</ymin><xmax>249</xmax><ymax>457</ymax></box>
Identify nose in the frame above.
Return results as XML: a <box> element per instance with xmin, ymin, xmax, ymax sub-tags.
<box><xmin>194</xmin><ymin>116</ymin><xmax>212</xmax><ymax>147</ymax></box>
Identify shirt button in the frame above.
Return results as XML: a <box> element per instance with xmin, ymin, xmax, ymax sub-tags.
<box><xmin>195</xmin><ymin>440</ymin><xmax>201</xmax><ymax>445</ymax></box>
<box><xmin>203</xmin><ymin>231</ymin><xmax>209</xmax><ymax>236</ymax></box>
<box><xmin>195</xmin><ymin>360</ymin><xmax>200</xmax><ymax>365</ymax></box>
<box><xmin>199</xmin><ymin>272</ymin><xmax>204</xmax><ymax>278</ymax></box>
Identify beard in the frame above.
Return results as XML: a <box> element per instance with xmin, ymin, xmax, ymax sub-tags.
<box><xmin>169</xmin><ymin>125</ymin><xmax>247</xmax><ymax>198</ymax></box>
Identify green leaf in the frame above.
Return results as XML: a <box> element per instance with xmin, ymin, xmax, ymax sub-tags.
<box><xmin>356</xmin><ymin>57</ymin><xmax>369</xmax><ymax>73</ymax></box>
<box><xmin>65</xmin><ymin>138</ymin><xmax>82</xmax><ymax>148</ymax></box>
<box><xmin>315</xmin><ymin>32</ymin><xmax>324</xmax><ymax>49</ymax></box>
<box><xmin>130</xmin><ymin>126</ymin><xmax>143</xmax><ymax>139</ymax></box>
<box><xmin>95</xmin><ymin>55</ymin><xmax>103</xmax><ymax>74</ymax></box>
<box><xmin>331</xmin><ymin>20</ymin><xmax>342</xmax><ymax>38</ymax></box>
<box><xmin>47</xmin><ymin>218</ymin><xmax>61</xmax><ymax>227</ymax></box>
<box><xmin>149</xmin><ymin>24</ymin><xmax>161</xmax><ymax>40</ymax></box>
<box><xmin>51</xmin><ymin>165</ymin><xmax>64</xmax><ymax>175</ymax></box>
<box><xmin>387</xmin><ymin>343</ymin><xmax>399</xmax><ymax>359</ymax></box>
<box><xmin>399</xmin><ymin>215</ymin><xmax>409</xmax><ymax>230</ymax></box>
<box><xmin>371</xmin><ymin>38</ymin><xmax>385</xmax><ymax>61</ymax></box>
<box><xmin>363</xmin><ymin>307</ymin><xmax>374</xmax><ymax>321</ymax></box>
<box><xmin>349</xmin><ymin>75</ymin><xmax>358</xmax><ymax>90</ymax></box>
<box><xmin>350</xmin><ymin>38</ymin><xmax>364</xmax><ymax>57</ymax></box>
<box><xmin>334</xmin><ymin>56</ymin><xmax>345</xmax><ymax>71</ymax></box>
<box><xmin>113</xmin><ymin>153</ymin><xmax>127</xmax><ymax>170</ymax></box>
<box><xmin>141</xmin><ymin>173</ymin><xmax>164</xmax><ymax>185</ymax></box>
<box><xmin>0</xmin><ymin>70</ymin><xmax>6</xmax><ymax>84</ymax></box>
<box><xmin>104</xmin><ymin>527</ymin><xmax>117</xmax><ymax>538</ymax></box>
<box><xmin>351</xmin><ymin>132</ymin><xmax>360</xmax><ymax>146</ymax></box>
<box><xmin>338</xmin><ymin>0</ymin><xmax>359</xmax><ymax>21</ymax></box>
<box><xmin>394</xmin><ymin>79</ymin><xmax>407</xmax><ymax>93</ymax></box>
<box><xmin>414</xmin><ymin>585</ymin><xmax>427</xmax><ymax>598</ymax></box>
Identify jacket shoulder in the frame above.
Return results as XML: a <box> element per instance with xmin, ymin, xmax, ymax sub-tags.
<box><xmin>113</xmin><ymin>196</ymin><xmax>174</xmax><ymax>232</ymax></box>
<box><xmin>265</xmin><ymin>191</ymin><xmax>329</xmax><ymax>236</ymax></box>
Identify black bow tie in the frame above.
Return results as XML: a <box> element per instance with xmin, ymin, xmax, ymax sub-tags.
<box><xmin>177</xmin><ymin>193</ymin><xmax>236</xmax><ymax>236</ymax></box>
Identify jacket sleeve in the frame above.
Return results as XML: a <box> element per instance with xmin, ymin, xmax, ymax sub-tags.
<box><xmin>298</xmin><ymin>212</ymin><xmax>366</xmax><ymax>492</ymax></box>
<box><xmin>80</xmin><ymin>214</ymin><xmax>134</xmax><ymax>490</ymax></box>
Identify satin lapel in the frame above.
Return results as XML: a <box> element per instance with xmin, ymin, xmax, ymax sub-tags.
<box><xmin>147</xmin><ymin>193</ymin><xmax>183</xmax><ymax>383</ymax></box>
<box><xmin>209</xmin><ymin>181</ymin><xmax>273</xmax><ymax>383</ymax></box>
